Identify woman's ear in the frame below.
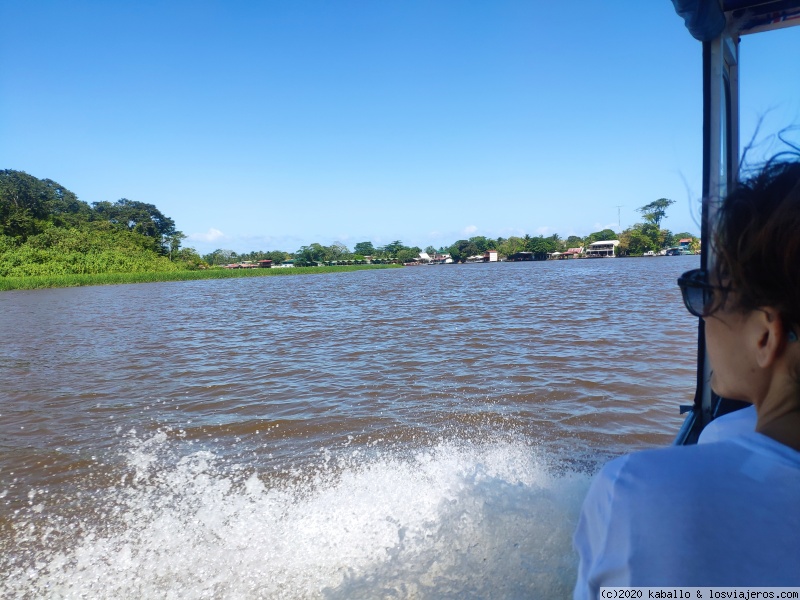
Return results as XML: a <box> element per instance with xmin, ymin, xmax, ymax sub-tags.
<box><xmin>754</xmin><ymin>307</ymin><xmax>786</xmax><ymax>368</ymax></box>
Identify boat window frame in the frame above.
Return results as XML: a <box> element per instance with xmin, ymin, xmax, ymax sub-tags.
<box><xmin>675</xmin><ymin>31</ymin><xmax>740</xmax><ymax>445</ymax></box>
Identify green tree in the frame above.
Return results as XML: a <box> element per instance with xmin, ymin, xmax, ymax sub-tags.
<box><xmin>396</xmin><ymin>247</ymin><xmax>421</xmax><ymax>263</ymax></box>
<box><xmin>173</xmin><ymin>247</ymin><xmax>205</xmax><ymax>270</ymax></box>
<box><xmin>41</xmin><ymin>178</ymin><xmax>91</xmax><ymax>226</ymax></box>
<box><xmin>382</xmin><ymin>240</ymin><xmax>404</xmax><ymax>257</ymax></box>
<box><xmin>469</xmin><ymin>236</ymin><xmax>491</xmax><ymax>253</ymax></box>
<box><xmin>565</xmin><ymin>235</ymin><xmax>584</xmax><ymax>249</ymax></box>
<box><xmin>628</xmin><ymin>225</ymin><xmax>657</xmax><ymax>254</ymax></box>
<box><xmin>0</xmin><ymin>170</ymin><xmax>92</xmax><ymax>239</ymax></box>
<box><xmin>295</xmin><ymin>243</ymin><xmax>326</xmax><ymax>266</ymax></box>
<box><xmin>324</xmin><ymin>242</ymin><xmax>350</xmax><ymax>262</ymax></box>
<box><xmin>642</xmin><ymin>223</ymin><xmax>667</xmax><ymax>250</ymax></box>
<box><xmin>618</xmin><ymin>223</ymin><xmax>666</xmax><ymax>255</ymax></box>
<box><xmin>92</xmin><ymin>198</ymin><xmax>179</xmax><ymax>254</ymax></box>
<box><xmin>424</xmin><ymin>245</ymin><xmax>436</xmax><ymax>255</ymax></box>
<box><xmin>449</xmin><ymin>239</ymin><xmax>478</xmax><ymax>263</ymax></box>
<box><xmin>264</xmin><ymin>250</ymin><xmax>289</xmax><ymax>264</ymax></box>
<box><xmin>527</xmin><ymin>235</ymin><xmax>557</xmax><ymax>259</ymax></box>
<box><xmin>168</xmin><ymin>232</ymin><xmax>186</xmax><ymax>260</ymax></box>
<box><xmin>353</xmin><ymin>241</ymin><xmax>375</xmax><ymax>256</ymax></box>
<box><xmin>637</xmin><ymin>198</ymin><xmax>675</xmax><ymax>229</ymax></box>
<box><xmin>498</xmin><ymin>236</ymin><xmax>526</xmax><ymax>257</ymax></box>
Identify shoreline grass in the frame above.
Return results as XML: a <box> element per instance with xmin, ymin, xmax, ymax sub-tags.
<box><xmin>0</xmin><ymin>264</ymin><xmax>403</xmax><ymax>292</ymax></box>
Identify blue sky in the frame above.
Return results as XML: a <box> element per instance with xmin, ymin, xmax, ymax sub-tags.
<box><xmin>1</xmin><ymin>1</ymin><xmax>798</xmax><ymax>255</ymax></box>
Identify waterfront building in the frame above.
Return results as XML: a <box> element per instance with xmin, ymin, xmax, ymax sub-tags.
<box><xmin>585</xmin><ymin>240</ymin><xmax>619</xmax><ymax>258</ymax></box>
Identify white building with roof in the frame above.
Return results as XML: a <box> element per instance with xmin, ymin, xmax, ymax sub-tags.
<box><xmin>585</xmin><ymin>240</ymin><xmax>619</xmax><ymax>258</ymax></box>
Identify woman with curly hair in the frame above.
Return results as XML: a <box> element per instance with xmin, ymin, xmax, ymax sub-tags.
<box><xmin>573</xmin><ymin>157</ymin><xmax>800</xmax><ymax>597</ymax></box>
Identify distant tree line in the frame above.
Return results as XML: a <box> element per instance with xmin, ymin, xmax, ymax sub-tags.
<box><xmin>1</xmin><ymin>169</ymin><xmax>699</xmax><ymax>278</ymax></box>
<box><xmin>201</xmin><ymin>240</ymin><xmax>425</xmax><ymax>267</ymax></box>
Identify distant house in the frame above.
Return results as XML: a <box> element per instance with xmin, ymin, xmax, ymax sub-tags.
<box><xmin>507</xmin><ymin>251</ymin><xmax>534</xmax><ymax>261</ymax></box>
<box><xmin>564</xmin><ymin>246</ymin><xmax>584</xmax><ymax>258</ymax></box>
<box><xmin>483</xmin><ymin>250</ymin><xmax>498</xmax><ymax>262</ymax></box>
<box><xmin>257</xmin><ymin>260</ymin><xmax>273</xmax><ymax>268</ymax></box>
<box><xmin>550</xmin><ymin>247</ymin><xmax>582</xmax><ymax>260</ymax></box>
<box><xmin>678</xmin><ymin>238</ymin><xmax>692</xmax><ymax>249</ymax></box>
<box><xmin>586</xmin><ymin>240</ymin><xmax>619</xmax><ymax>258</ymax></box>
<box><xmin>223</xmin><ymin>261</ymin><xmax>259</xmax><ymax>269</ymax></box>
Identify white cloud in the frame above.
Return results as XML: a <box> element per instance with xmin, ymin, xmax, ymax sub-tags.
<box><xmin>592</xmin><ymin>222</ymin><xmax>620</xmax><ymax>231</ymax></box>
<box><xmin>462</xmin><ymin>225</ymin><xmax>478</xmax><ymax>235</ymax></box>
<box><xmin>188</xmin><ymin>228</ymin><xmax>225</xmax><ymax>243</ymax></box>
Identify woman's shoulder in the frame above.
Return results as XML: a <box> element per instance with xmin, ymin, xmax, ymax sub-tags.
<box><xmin>698</xmin><ymin>405</ymin><xmax>757</xmax><ymax>444</ymax></box>
<box><xmin>592</xmin><ymin>433</ymin><xmax>800</xmax><ymax>498</ymax></box>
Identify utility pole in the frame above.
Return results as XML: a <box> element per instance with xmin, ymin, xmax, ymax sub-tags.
<box><xmin>615</xmin><ymin>205</ymin><xmax>623</xmax><ymax>230</ymax></box>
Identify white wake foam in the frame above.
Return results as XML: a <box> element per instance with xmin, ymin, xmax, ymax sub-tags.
<box><xmin>2</xmin><ymin>432</ymin><xmax>590</xmax><ymax>599</ymax></box>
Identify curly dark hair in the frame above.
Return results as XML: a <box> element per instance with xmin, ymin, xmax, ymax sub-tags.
<box><xmin>712</xmin><ymin>157</ymin><xmax>800</xmax><ymax>329</ymax></box>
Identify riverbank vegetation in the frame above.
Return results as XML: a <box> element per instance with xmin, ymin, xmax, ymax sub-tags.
<box><xmin>0</xmin><ymin>264</ymin><xmax>402</xmax><ymax>292</ymax></box>
<box><xmin>0</xmin><ymin>170</ymin><xmax>204</xmax><ymax>277</ymax></box>
<box><xmin>1</xmin><ymin>169</ymin><xmax>699</xmax><ymax>291</ymax></box>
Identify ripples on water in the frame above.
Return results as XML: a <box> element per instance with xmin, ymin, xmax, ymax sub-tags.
<box><xmin>0</xmin><ymin>257</ymin><xmax>700</xmax><ymax>598</ymax></box>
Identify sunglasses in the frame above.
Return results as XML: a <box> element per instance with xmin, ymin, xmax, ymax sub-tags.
<box><xmin>677</xmin><ymin>268</ymin><xmax>799</xmax><ymax>342</ymax></box>
<box><xmin>677</xmin><ymin>269</ymin><xmax>719</xmax><ymax>318</ymax></box>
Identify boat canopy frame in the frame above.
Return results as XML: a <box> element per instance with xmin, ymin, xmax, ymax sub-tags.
<box><xmin>671</xmin><ymin>0</ymin><xmax>800</xmax><ymax>445</ymax></box>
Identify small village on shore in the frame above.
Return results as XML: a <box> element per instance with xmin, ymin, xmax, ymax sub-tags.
<box><xmin>216</xmin><ymin>198</ymin><xmax>700</xmax><ymax>269</ymax></box>
<box><xmin>403</xmin><ymin>237</ymin><xmax>697</xmax><ymax>266</ymax></box>
<box><xmin>223</xmin><ymin>237</ymin><xmax>698</xmax><ymax>269</ymax></box>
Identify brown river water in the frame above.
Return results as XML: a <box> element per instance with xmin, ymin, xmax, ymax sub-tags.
<box><xmin>0</xmin><ymin>256</ymin><xmax>700</xmax><ymax>598</ymax></box>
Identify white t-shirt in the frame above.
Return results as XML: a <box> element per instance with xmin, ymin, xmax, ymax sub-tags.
<box><xmin>573</xmin><ymin>433</ymin><xmax>800</xmax><ymax>598</ymax></box>
<box><xmin>698</xmin><ymin>405</ymin><xmax>757</xmax><ymax>444</ymax></box>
